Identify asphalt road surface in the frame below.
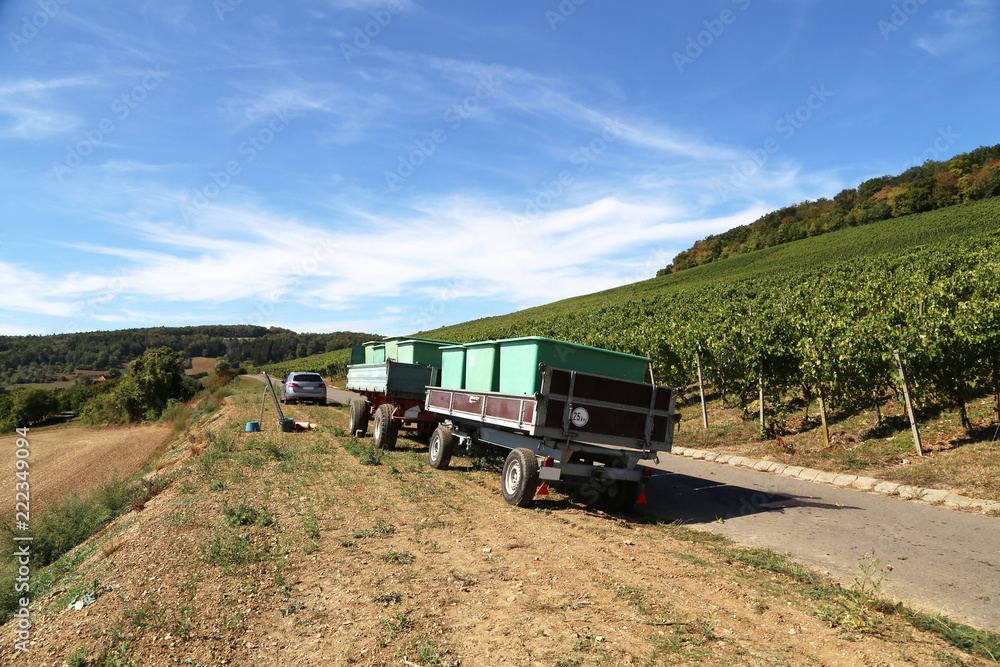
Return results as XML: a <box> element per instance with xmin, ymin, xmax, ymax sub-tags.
<box><xmin>645</xmin><ymin>454</ymin><xmax>999</xmax><ymax>632</ymax></box>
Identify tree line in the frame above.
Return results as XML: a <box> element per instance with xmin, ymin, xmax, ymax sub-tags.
<box><xmin>661</xmin><ymin>142</ymin><xmax>1000</xmax><ymax>274</ymax></box>
<box><xmin>0</xmin><ymin>347</ymin><xmax>202</xmax><ymax>433</ymax></box>
<box><xmin>0</xmin><ymin>325</ymin><xmax>378</xmax><ymax>385</ymax></box>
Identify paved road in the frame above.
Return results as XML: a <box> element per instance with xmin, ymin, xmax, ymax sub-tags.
<box><xmin>326</xmin><ymin>387</ymin><xmax>358</xmax><ymax>405</ymax></box>
<box><xmin>240</xmin><ymin>375</ymin><xmax>356</xmax><ymax>406</ymax></box>
<box><xmin>644</xmin><ymin>454</ymin><xmax>999</xmax><ymax>632</ymax></box>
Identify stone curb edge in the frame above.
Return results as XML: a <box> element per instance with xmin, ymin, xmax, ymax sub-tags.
<box><xmin>668</xmin><ymin>446</ymin><xmax>1000</xmax><ymax>515</ymax></box>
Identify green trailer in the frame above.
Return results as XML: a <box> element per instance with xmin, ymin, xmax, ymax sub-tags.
<box><xmin>345</xmin><ymin>360</ymin><xmax>442</xmax><ymax>450</ymax></box>
<box><xmin>424</xmin><ymin>364</ymin><xmax>678</xmax><ymax>511</ymax></box>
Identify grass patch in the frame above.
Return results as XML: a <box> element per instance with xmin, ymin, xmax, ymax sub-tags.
<box><xmin>378</xmin><ymin>551</ymin><xmax>415</xmax><ymax>565</ymax></box>
<box><xmin>342</xmin><ymin>436</ymin><xmax>382</xmax><ymax>466</ymax></box>
<box><xmin>354</xmin><ymin>516</ymin><xmax>396</xmax><ymax>539</ymax></box>
<box><xmin>711</xmin><ymin>546</ymin><xmax>818</xmax><ymax>584</ymax></box>
<box><xmin>199</xmin><ymin>525</ymin><xmax>271</xmax><ymax>568</ymax></box>
<box><xmin>221</xmin><ymin>498</ymin><xmax>275</xmax><ymax>528</ymax></box>
<box><xmin>902</xmin><ymin>609</ymin><xmax>1000</xmax><ymax>662</ymax></box>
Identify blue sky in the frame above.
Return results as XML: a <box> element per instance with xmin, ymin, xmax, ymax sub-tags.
<box><xmin>1</xmin><ymin>0</ymin><xmax>997</xmax><ymax>337</ymax></box>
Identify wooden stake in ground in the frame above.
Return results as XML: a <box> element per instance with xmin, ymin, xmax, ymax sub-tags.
<box><xmin>758</xmin><ymin>357</ymin><xmax>765</xmax><ymax>427</ymax></box>
<box><xmin>817</xmin><ymin>388</ymin><xmax>831</xmax><ymax>447</ymax></box>
<box><xmin>893</xmin><ymin>349</ymin><xmax>924</xmax><ymax>457</ymax></box>
<box><xmin>695</xmin><ymin>352</ymin><xmax>708</xmax><ymax>429</ymax></box>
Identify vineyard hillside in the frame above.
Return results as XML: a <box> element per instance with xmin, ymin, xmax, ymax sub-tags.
<box><xmin>422</xmin><ymin>198</ymin><xmax>999</xmax><ymax>341</ymax></box>
<box><xmin>417</xmin><ymin>198</ymin><xmax>1000</xmax><ymax>434</ymax></box>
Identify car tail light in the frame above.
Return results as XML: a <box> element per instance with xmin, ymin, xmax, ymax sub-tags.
<box><xmin>318</xmin><ymin>383</ymin><xmax>326</xmax><ymax>388</ymax></box>
<box><xmin>288</xmin><ymin>382</ymin><xmax>300</xmax><ymax>387</ymax></box>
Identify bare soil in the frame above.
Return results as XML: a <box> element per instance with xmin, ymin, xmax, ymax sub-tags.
<box><xmin>0</xmin><ymin>423</ymin><xmax>173</xmax><ymax>514</ymax></box>
<box><xmin>1</xmin><ymin>388</ymin><xmax>989</xmax><ymax>666</ymax></box>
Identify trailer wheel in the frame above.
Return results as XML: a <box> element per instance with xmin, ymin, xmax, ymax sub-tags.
<box><xmin>601</xmin><ymin>480</ymin><xmax>640</xmax><ymax>513</ymax></box>
<box><xmin>428</xmin><ymin>426</ymin><xmax>454</xmax><ymax>470</ymax></box>
<box><xmin>502</xmin><ymin>448</ymin><xmax>540</xmax><ymax>508</ymax></box>
<box><xmin>372</xmin><ymin>404</ymin><xmax>398</xmax><ymax>450</ymax></box>
<box><xmin>348</xmin><ymin>398</ymin><xmax>369</xmax><ymax>436</ymax></box>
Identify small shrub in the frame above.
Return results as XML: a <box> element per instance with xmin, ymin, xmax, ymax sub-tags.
<box><xmin>378</xmin><ymin>551</ymin><xmax>415</xmax><ymax>565</ymax></box>
<box><xmin>374</xmin><ymin>591</ymin><xmax>402</xmax><ymax>606</ymax></box>
<box><xmin>354</xmin><ymin>516</ymin><xmax>395</xmax><ymax>539</ymax></box>
<box><xmin>66</xmin><ymin>646</ymin><xmax>90</xmax><ymax>667</ymax></box>
<box><xmin>221</xmin><ymin>499</ymin><xmax>274</xmax><ymax>528</ymax></box>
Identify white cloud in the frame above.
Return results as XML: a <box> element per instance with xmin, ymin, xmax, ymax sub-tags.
<box><xmin>328</xmin><ymin>0</ymin><xmax>414</xmax><ymax>10</ymax></box>
<box><xmin>0</xmin><ymin>76</ymin><xmax>102</xmax><ymax>139</ymax></box>
<box><xmin>915</xmin><ymin>0</ymin><xmax>998</xmax><ymax>57</ymax></box>
<box><xmin>16</xmin><ymin>192</ymin><xmax>763</xmax><ymax>333</ymax></box>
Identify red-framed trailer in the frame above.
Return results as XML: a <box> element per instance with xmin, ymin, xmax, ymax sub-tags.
<box><xmin>345</xmin><ymin>360</ymin><xmax>441</xmax><ymax>449</ymax></box>
<box><xmin>423</xmin><ymin>364</ymin><xmax>678</xmax><ymax>510</ymax></box>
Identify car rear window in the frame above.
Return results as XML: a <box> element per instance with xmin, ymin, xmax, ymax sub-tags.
<box><xmin>292</xmin><ymin>374</ymin><xmax>323</xmax><ymax>382</ymax></box>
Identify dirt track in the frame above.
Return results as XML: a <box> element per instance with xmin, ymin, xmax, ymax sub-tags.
<box><xmin>1</xmin><ymin>423</ymin><xmax>173</xmax><ymax>513</ymax></box>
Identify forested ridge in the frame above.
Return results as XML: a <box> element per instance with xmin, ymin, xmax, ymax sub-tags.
<box><xmin>0</xmin><ymin>325</ymin><xmax>378</xmax><ymax>385</ymax></box>
<box><xmin>662</xmin><ymin>142</ymin><xmax>1000</xmax><ymax>274</ymax></box>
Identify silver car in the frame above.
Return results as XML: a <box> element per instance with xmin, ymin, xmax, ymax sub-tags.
<box><xmin>281</xmin><ymin>372</ymin><xmax>327</xmax><ymax>405</ymax></box>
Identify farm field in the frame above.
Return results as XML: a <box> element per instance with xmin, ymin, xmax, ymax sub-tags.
<box><xmin>1</xmin><ymin>387</ymin><xmax>994</xmax><ymax>666</ymax></box>
<box><xmin>0</xmin><ymin>423</ymin><xmax>173</xmax><ymax>514</ymax></box>
<box><xmin>185</xmin><ymin>356</ymin><xmax>218</xmax><ymax>375</ymax></box>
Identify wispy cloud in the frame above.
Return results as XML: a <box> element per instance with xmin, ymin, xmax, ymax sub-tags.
<box><xmin>328</xmin><ymin>0</ymin><xmax>415</xmax><ymax>10</ymax></box>
<box><xmin>0</xmin><ymin>76</ymin><xmax>103</xmax><ymax>139</ymax></box>
<box><xmin>915</xmin><ymin>0</ymin><xmax>999</xmax><ymax>57</ymax></box>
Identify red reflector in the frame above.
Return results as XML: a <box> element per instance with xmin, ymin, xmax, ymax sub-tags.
<box><xmin>637</xmin><ymin>491</ymin><xmax>648</xmax><ymax>505</ymax></box>
<box><xmin>536</xmin><ymin>482</ymin><xmax>550</xmax><ymax>496</ymax></box>
<box><xmin>642</xmin><ymin>467</ymin><xmax>652</xmax><ymax>477</ymax></box>
<box><xmin>543</xmin><ymin>457</ymin><xmax>554</xmax><ymax>467</ymax></box>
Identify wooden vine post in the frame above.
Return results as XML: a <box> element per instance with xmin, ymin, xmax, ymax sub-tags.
<box><xmin>810</xmin><ymin>346</ymin><xmax>830</xmax><ymax>446</ymax></box>
<box><xmin>893</xmin><ymin>349</ymin><xmax>924</xmax><ymax>457</ymax></box>
<box><xmin>758</xmin><ymin>357</ymin><xmax>765</xmax><ymax>426</ymax></box>
<box><xmin>817</xmin><ymin>389</ymin><xmax>831</xmax><ymax>446</ymax></box>
<box><xmin>695</xmin><ymin>352</ymin><xmax>708</xmax><ymax>429</ymax></box>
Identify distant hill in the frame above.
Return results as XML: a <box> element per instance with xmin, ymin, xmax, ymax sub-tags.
<box><xmin>0</xmin><ymin>325</ymin><xmax>379</xmax><ymax>386</ymax></box>
<box><xmin>661</xmin><ymin>142</ymin><xmax>1000</xmax><ymax>274</ymax></box>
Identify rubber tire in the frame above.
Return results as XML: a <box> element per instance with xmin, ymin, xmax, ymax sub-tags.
<box><xmin>372</xmin><ymin>404</ymin><xmax>398</xmax><ymax>450</ymax></box>
<box><xmin>502</xmin><ymin>448</ymin><xmax>540</xmax><ymax>508</ymax></box>
<box><xmin>601</xmin><ymin>480</ymin><xmax>640</xmax><ymax>513</ymax></box>
<box><xmin>428</xmin><ymin>426</ymin><xmax>454</xmax><ymax>470</ymax></box>
<box><xmin>319</xmin><ymin>398</ymin><xmax>327</xmax><ymax>406</ymax></box>
<box><xmin>348</xmin><ymin>398</ymin><xmax>369</xmax><ymax>436</ymax></box>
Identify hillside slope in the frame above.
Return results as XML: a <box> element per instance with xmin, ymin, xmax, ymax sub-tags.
<box><xmin>2</xmin><ymin>390</ymin><xmax>993</xmax><ymax>665</ymax></box>
<box><xmin>416</xmin><ymin>199</ymin><xmax>1000</xmax><ymax>434</ymax></box>
<box><xmin>421</xmin><ymin>198</ymin><xmax>1000</xmax><ymax>342</ymax></box>
<box><xmin>662</xmin><ymin>142</ymin><xmax>1000</xmax><ymax>273</ymax></box>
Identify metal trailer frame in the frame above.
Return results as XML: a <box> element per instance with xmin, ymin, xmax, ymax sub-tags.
<box><xmin>345</xmin><ymin>360</ymin><xmax>442</xmax><ymax>449</ymax></box>
<box><xmin>423</xmin><ymin>364</ymin><xmax>678</xmax><ymax>510</ymax></box>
